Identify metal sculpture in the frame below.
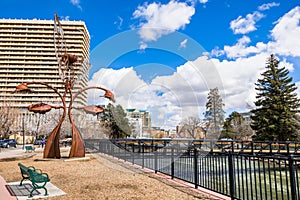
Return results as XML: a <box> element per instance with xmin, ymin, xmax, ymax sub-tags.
<box><xmin>14</xmin><ymin>13</ymin><xmax>114</xmax><ymax>158</ymax></box>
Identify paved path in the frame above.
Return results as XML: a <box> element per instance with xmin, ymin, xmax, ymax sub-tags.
<box><xmin>0</xmin><ymin>148</ymin><xmax>27</xmax><ymax>158</ymax></box>
<box><xmin>0</xmin><ymin>147</ymin><xmax>39</xmax><ymax>162</ymax></box>
<box><xmin>0</xmin><ymin>148</ymin><xmax>25</xmax><ymax>199</ymax></box>
<box><xmin>0</xmin><ymin>175</ymin><xmax>16</xmax><ymax>200</ymax></box>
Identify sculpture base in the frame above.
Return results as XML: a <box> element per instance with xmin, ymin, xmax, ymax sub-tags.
<box><xmin>35</xmin><ymin>156</ymin><xmax>91</xmax><ymax>162</ymax></box>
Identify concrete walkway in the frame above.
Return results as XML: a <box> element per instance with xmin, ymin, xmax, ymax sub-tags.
<box><xmin>0</xmin><ymin>175</ymin><xmax>16</xmax><ymax>200</ymax></box>
<box><xmin>0</xmin><ymin>147</ymin><xmax>37</xmax><ymax>159</ymax></box>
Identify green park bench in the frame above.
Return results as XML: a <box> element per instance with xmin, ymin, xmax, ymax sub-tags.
<box><xmin>25</xmin><ymin>145</ymin><xmax>35</xmax><ymax>153</ymax></box>
<box><xmin>18</xmin><ymin>163</ymin><xmax>50</xmax><ymax>197</ymax></box>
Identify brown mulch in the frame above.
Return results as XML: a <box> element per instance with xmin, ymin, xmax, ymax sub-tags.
<box><xmin>0</xmin><ymin>153</ymin><xmax>212</xmax><ymax>200</ymax></box>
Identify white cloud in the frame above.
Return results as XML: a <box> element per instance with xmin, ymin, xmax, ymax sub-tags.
<box><xmin>88</xmin><ymin>67</ymin><xmax>145</xmax><ymax>105</ymax></box>
<box><xmin>212</xmin><ymin>53</ymin><xmax>272</xmax><ymax>109</ymax></box>
<box><xmin>268</xmin><ymin>6</ymin><xmax>300</xmax><ymax>57</ymax></box>
<box><xmin>179</xmin><ymin>38</ymin><xmax>188</xmax><ymax>48</ymax></box>
<box><xmin>296</xmin><ymin>82</ymin><xmax>300</xmax><ymax>98</ymax></box>
<box><xmin>88</xmin><ymin>54</ymin><xmax>269</xmax><ymax>129</ymax></box>
<box><xmin>230</xmin><ymin>2</ymin><xmax>280</xmax><ymax>35</ymax></box>
<box><xmin>114</xmin><ymin>16</ymin><xmax>123</xmax><ymax>30</ymax></box>
<box><xmin>199</xmin><ymin>0</ymin><xmax>208</xmax><ymax>4</ymax></box>
<box><xmin>89</xmin><ymin>51</ymin><xmax>297</xmax><ymax>129</ymax></box>
<box><xmin>88</xmin><ymin>57</ymin><xmax>216</xmax><ymax>129</ymax></box>
<box><xmin>258</xmin><ymin>2</ymin><xmax>280</xmax><ymax>11</ymax></box>
<box><xmin>62</xmin><ymin>16</ymin><xmax>70</xmax><ymax>21</ymax></box>
<box><xmin>139</xmin><ymin>41</ymin><xmax>148</xmax><ymax>51</ymax></box>
<box><xmin>230</xmin><ymin>11</ymin><xmax>264</xmax><ymax>34</ymax></box>
<box><xmin>216</xmin><ymin>7</ymin><xmax>300</xmax><ymax>59</ymax></box>
<box><xmin>70</xmin><ymin>0</ymin><xmax>82</xmax><ymax>10</ymax></box>
<box><xmin>222</xmin><ymin>36</ymin><xmax>267</xmax><ymax>58</ymax></box>
<box><xmin>133</xmin><ymin>1</ymin><xmax>195</xmax><ymax>43</ymax></box>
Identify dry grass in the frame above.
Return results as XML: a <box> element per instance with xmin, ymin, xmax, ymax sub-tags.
<box><xmin>0</xmin><ymin>152</ymin><xmax>212</xmax><ymax>200</ymax></box>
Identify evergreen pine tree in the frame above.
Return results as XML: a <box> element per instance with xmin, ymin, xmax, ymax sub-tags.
<box><xmin>251</xmin><ymin>54</ymin><xmax>300</xmax><ymax>141</ymax></box>
<box><xmin>204</xmin><ymin>87</ymin><xmax>225</xmax><ymax>139</ymax></box>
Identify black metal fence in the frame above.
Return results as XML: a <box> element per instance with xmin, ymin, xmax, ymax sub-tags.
<box><xmin>85</xmin><ymin>138</ymin><xmax>300</xmax><ymax>200</ymax></box>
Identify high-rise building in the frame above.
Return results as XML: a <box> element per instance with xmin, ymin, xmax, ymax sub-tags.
<box><xmin>126</xmin><ymin>108</ymin><xmax>151</xmax><ymax>138</ymax></box>
<box><xmin>0</xmin><ymin>18</ymin><xmax>90</xmax><ymax>108</ymax></box>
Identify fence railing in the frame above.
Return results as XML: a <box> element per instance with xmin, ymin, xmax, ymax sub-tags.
<box><xmin>85</xmin><ymin>138</ymin><xmax>300</xmax><ymax>200</ymax></box>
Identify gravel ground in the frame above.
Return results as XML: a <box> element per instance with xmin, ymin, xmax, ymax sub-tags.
<box><xmin>0</xmin><ymin>152</ymin><xmax>213</xmax><ymax>200</ymax></box>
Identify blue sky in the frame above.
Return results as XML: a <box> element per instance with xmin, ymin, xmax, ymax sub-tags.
<box><xmin>1</xmin><ymin>0</ymin><xmax>300</xmax><ymax>129</ymax></box>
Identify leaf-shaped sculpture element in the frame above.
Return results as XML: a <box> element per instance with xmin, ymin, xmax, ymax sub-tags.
<box><xmin>15</xmin><ymin>84</ymin><xmax>31</xmax><ymax>92</ymax></box>
<box><xmin>28</xmin><ymin>103</ymin><xmax>52</xmax><ymax>114</ymax></box>
<box><xmin>103</xmin><ymin>90</ymin><xmax>115</xmax><ymax>102</ymax></box>
<box><xmin>83</xmin><ymin>105</ymin><xmax>104</xmax><ymax>115</ymax></box>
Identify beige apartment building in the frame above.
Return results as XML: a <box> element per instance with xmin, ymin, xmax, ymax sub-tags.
<box><xmin>0</xmin><ymin>17</ymin><xmax>90</xmax><ymax>138</ymax></box>
<box><xmin>0</xmin><ymin>18</ymin><xmax>90</xmax><ymax>108</ymax></box>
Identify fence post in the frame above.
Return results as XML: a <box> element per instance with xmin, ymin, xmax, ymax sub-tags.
<box><xmin>194</xmin><ymin>147</ymin><xmax>198</xmax><ymax>189</ymax></box>
<box><xmin>142</xmin><ymin>142</ymin><xmax>145</xmax><ymax>169</ymax></box>
<box><xmin>155</xmin><ymin>145</ymin><xmax>158</xmax><ymax>173</ymax></box>
<box><xmin>124</xmin><ymin>142</ymin><xmax>127</xmax><ymax>162</ymax></box>
<box><xmin>132</xmin><ymin>144</ymin><xmax>135</xmax><ymax>165</ymax></box>
<box><xmin>111</xmin><ymin>140</ymin><xmax>115</xmax><ymax>157</ymax></box>
<box><xmin>228</xmin><ymin>152</ymin><xmax>235</xmax><ymax>200</ymax></box>
<box><xmin>171</xmin><ymin>147</ymin><xmax>174</xmax><ymax>179</ymax></box>
<box><xmin>98</xmin><ymin>140</ymin><xmax>101</xmax><ymax>153</ymax></box>
<box><xmin>288</xmin><ymin>155</ymin><xmax>297</xmax><ymax>200</ymax></box>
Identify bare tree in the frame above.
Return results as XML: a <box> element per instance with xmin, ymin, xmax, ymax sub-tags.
<box><xmin>0</xmin><ymin>101</ymin><xmax>20</xmax><ymax>138</ymax></box>
<box><xmin>26</xmin><ymin>110</ymin><xmax>62</xmax><ymax>139</ymax></box>
<box><xmin>178</xmin><ymin>116</ymin><xmax>206</xmax><ymax>139</ymax></box>
<box><xmin>222</xmin><ymin>112</ymin><xmax>254</xmax><ymax>140</ymax></box>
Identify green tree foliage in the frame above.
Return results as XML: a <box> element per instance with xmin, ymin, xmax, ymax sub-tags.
<box><xmin>222</xmin><ymin>111</ymin><xmax>253</xmax><ymax>140</ymax></box>
<box><xmin>204</xmin><ymin>87</ymin><xmax>225</xmax><ymax>139</ymax></box>
<box><xmin>251</xmin><ymin>54</ymin><xmax>300</xmax><ymax>141</ymax></box>
<box><xmin>99</xmin><ymin>103</ymin><xmax>131</xmax><ymax>138</ymax></box>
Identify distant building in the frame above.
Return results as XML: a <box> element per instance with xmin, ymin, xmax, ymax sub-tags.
<box><xmin>176</xmin><ymin>125</ymin><xmax>206</xmax><ymax>139</ymax></box>
<box><xmin>150</xmin><ymin>127</ymin><xmax>169</xmax><ymax>138</ymax></box>
<box><xmin>126</xmin><ymin>109</ymin><xmax>151</xmax><ymax>138</ymax></box>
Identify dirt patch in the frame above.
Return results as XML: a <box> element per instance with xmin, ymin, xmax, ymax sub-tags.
<box><xmin>0</xmin><ymin>153</ymin><xmax>212</xmax><ymax>199</ymax></box>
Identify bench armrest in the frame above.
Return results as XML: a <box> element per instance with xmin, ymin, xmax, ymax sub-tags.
<box><xmin>42</xmin><ymin>173</ymin><xmax>49</xmax><ymax>179</ymax></box>
<box><xmin>35</xmin><ymin>169</ymin><xmax>43</xmax><ymax>174</ymax></box>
